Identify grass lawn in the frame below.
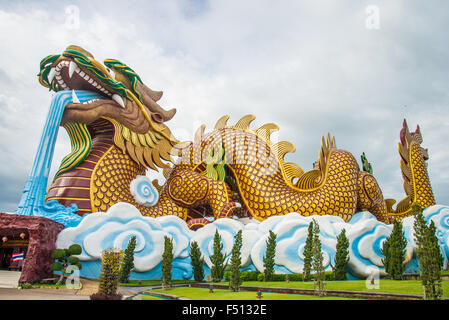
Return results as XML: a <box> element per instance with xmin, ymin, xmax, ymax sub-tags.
<box><xmin>149</xmin><ymin>287</ymin><xmax>356</xmax><ymax>300</ymax></box>
<box><xmin>119</xmin><ymin>279</ymin><xmax>196</xmax><ymax>286</ymax></box>
<box><xmin>240</xmin><ymin>279</ymin><xmax>449</xmax><ymax>297</ymax></box>
<box><xmin>140</xmin><ymin>293</ymin><xmax>168</xmax><ymax>300</ymax></box>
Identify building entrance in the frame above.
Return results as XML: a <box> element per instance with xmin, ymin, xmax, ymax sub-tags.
<box><xmin>0</xmin><ymin>231</ymin><xmax>28</xmax><ymax>271</ymax></box>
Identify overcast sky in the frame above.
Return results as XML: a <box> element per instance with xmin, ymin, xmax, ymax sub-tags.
<box><xmin>0</xmin><ymin>0</ymin><xmax>448</xmax><ymax>213</ymax></box>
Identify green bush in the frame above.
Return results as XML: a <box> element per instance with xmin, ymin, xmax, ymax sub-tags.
<box><xmin>287</xmin><ymin>274</ymin><xmax>303</xmax><ymax>281</ymax></box>
<box><xmin>254</xmin><ymin>272</ymin><xmax>334</xmax><ymax>282</ymax></box>
<box><xmin>256</xmin><ymin>273</ymin><xmax>303</xmax><ymax>282</ymax></box>
<box><xmin>312</xmin><ymin>272</ymin><xmax>334</xmax><ymax>281</ymax></box>
<box><xmin>241</xmin><ymin>271</ymin><xmax>260</xmax><ymax>281</ymax></box>
<box><xmin>19</xmin><ymin>283</ymin><xmax>32</xmax><ymax>289</ymax></box>
<box><xmin>227</xmin><ymin>271</ymin><xmax>334</xmax><ymax>282</ymax></box>
<box><xmin>224</xmin><ymin>270</ymin><xmax>260</xmax><ymax>282</ymax></box>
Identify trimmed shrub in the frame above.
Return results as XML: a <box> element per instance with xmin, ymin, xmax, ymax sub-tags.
<box><xmin>91</xmin><ymin>248</ymin><xmax>123</xmax><ymax>300</ymax></box>
<box><xmin>254</xmin><ymin>272</ymin><xmax>332</xmax><ymax>282</ymax></box>
<box><xmin>225</xmin><ymin>270</ymin><xmax>261</xmax><ymax>282</ymax></box>
<box><xmin>50</xmin><ymin>244</ymin><xmax>83</xmax><ymax>285</ymax></box>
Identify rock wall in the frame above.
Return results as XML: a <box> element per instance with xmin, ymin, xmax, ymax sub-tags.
<box><xmin>0</xmin><ymin>213</ymin><xmax>64</xmax><ymax>283</ymax></box>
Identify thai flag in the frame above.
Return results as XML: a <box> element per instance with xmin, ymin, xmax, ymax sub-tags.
<box><xmin>12</xmin><ymin>253</ymin><xmax>24</xmax><ymax>262</ymax></box>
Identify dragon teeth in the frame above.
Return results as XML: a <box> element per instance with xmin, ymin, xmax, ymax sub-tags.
<box><xmin>47</xmin><ymin>67</ymin><xmax>56</xmax><ymax>84</ymax></box>
<box><xmin>68</xmin><ymin>61</ymin><xmax>79</xmax><ymax>78</ymax></box>
<box><xmin>81</xmin><ymin>99</ymin><xmax>99</xmax><ymax>104</ymax></box>
<box><xmin>72</xmin><ymin>90</ymin><xmax>80</xmax><ymax>103</ymax></box>
<box><xmin>51</xmin><ymin>59</ymin><xmax>114</xmax><ymax>98</ymax></box>
<box><xmin>112</xmin><ymin>94</ymin><xmax>126</xmax><ymax>108</ymax></box>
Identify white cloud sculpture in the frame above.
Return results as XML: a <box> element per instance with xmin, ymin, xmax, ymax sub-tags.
<box><xmin>56</xmin><ymin>202</ymin><xmax>449</xmax><ymax>280</ymax></box>
<box><xmin>56</xmin><ymin>202</ymin><xmax>193</xmax><ymax>272</ymax></box>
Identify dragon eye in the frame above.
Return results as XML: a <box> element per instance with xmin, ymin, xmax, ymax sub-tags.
<box><xmin>107</xmin><ymin>68</ymin><xmax>115</xmax><ymax>79</ymax></box>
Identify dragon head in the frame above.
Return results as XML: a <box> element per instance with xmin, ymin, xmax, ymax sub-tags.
<box><xmin>37</xmin><ymin>45</ymin><xmax>176</xmax><ymax>134</ymax></box>
<box><xmin>37</xmin><ymin>45</ymin><xmax>183</xmax><ymax>176</ymax></box>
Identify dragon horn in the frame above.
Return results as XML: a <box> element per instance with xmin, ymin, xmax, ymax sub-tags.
<box><xmin>136</xmin><ymin>81</ymin><xmax>176</xmax><ymax>122</ymax></box>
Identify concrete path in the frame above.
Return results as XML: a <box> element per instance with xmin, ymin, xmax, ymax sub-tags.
<box><xmin>0</xmin><ymin>288</ymin><xmax>91</xmax><ymax>300</ymax></box>
<box><xmin>0</xmin><ymin>274</ymin><xmax>138</xmax><ymax>300</ymax></box>
<box><xmin>0</xmin><ymin>270</ymin><xmax>21</xmax><ymax>288</ymax></box>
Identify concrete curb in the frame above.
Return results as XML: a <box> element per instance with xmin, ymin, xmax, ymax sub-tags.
<box><xmin>189</xmin><ymin>283</ymin><xmax>449</xmax><ymax>300</ymax></box>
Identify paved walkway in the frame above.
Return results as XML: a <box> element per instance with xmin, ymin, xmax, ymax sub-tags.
<box><xmin>0</xmin><ymin>274</ymin><xmax>135</xmax><ymax>300</ymax></box>
<box><xmin>0</xmin><ymin>270</ymin><xmax>21</xmax><ymax>288</ymax></box>
<box><xmin>0</xmin><ymin>288</ymin><xmax>91</xmax><ymax>300</ymax></box>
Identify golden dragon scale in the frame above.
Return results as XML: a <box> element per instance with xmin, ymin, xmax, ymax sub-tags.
<box><xmin>41</xmin><ymin>46</ymin><xmax>435</xmax><ymax>230</ymax></box>
<box><xmin>46</xmin><ymin>114</ymin><xmax>435</xmax><ymax>229</ymax></box>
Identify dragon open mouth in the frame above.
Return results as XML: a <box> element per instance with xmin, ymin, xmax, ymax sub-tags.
<box><xmin>38</xmin><ymin>45</ymin><xmax>181</xmax><ymax>178</ymax></box>
<box><xmin>47</xmin><ymin>57</ymin><xmax>126</xmax><ymax>110</ymax></box>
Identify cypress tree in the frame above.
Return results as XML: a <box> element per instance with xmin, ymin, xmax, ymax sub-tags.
<box><xmin>229</xmin><ymin>230</ymin><xmax>243</xmax><ymax>291</ymax></box>
<box><xmin>190</xmin><ymin>241</ymin><xmax>205</xmax><ymax>282</ymax></box>
<box><xmin>119</xmin><ymin>236</ymin><xmax>137</xmax><ymax>283</ymax></box>
<box><xmin>381</xmin><ymin>220</ymin><xmax>407</xmax><ymax>280</ymax></box>
<box><xmin>303</xmin><ymin>221</ymin><xmax>314</xmax><ymax>282</ymax></box>
<box><xmin>333</xmin><ymin>229</ymin><xmax>349</xmax><ymax>280</ymax></box>
<box><xmin>413</xmin><ymin>203</ymin><xmax>443</xmax><ymax>299</ymax></box>
<box><xmin>428</xmin><ymin>221</ymin><xmax>444</xmax><ymax>270</ymax></box>
<box><xmin>161</xmin><ymin>236</ymin><xmax>174</xmax><ymax>289</ymax></box>
<box><xmin>427</xmin><ymin>220</ymin><xmax>443</xmax><ymax>298</ymax></box>
<box><xmin>263</xmin><ymin>230</ymin><xmax>277</xmax><ymax>281</ymax></box>
<box><xmin>312</xmin><ymin>219</ymin><xmax>325</xmax><ymax>296</ymax></box>
<box><xmin>210</xmin><ymin>230</ymin><xmax>226</xmax><ymax>282</ymax></box>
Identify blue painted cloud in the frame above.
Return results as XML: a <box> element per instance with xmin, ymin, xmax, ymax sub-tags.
<box><xmin>56</xmin><ymin>203</ymin><xmax>449</xmax><ymax>280</ymax></box>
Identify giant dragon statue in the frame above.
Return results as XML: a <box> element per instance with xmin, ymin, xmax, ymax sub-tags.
<box><xmin>38</xmin><ymin>46</ymin><xmax>435</xmax><ymax>229</ymax></box>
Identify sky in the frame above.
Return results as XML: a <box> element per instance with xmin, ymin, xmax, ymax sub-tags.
<box><xmin>0</xmin><ymin>0</ymin><xmax>448</xmax><ymax>213</ymax></box>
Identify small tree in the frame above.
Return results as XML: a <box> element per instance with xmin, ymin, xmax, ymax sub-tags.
<box><xmin>229</xmin><ymin>230</ymin><xmax>243</xmax><ymax>292</ymax></box>
<box><xmin>381</xmin><ymin>220</ymin><xmax>407</xmax><ymax>280</ymax></box>
<box><xmin>50</xmin><ymin>244</ymin><xmax>82</xmax><ymax>285</ymax></box>
<box><xmin>263</xmin><ymin>230</ymin><xmax>277</xmax><ymax>281</ymax></box>
<box><xmin>413</xmin><ymin>203</ymin><xmax>443</xmax><ymax>299</ymax></box>
<box><xmin>162</xmin><ymin>236</ymin><xmax>174</xmax><ymax>289</ymax></box>
<box><xmin>91</xmin><ymin>248</ymin><xmax>123</xmax><ymax>300</ymax></box>
<box><xmin>119</xmin><ymin>236</ymin><xmax>137</xmax><ymax>283</ymax></box>
<box><xmin>428</xmin><ymin>221</ymin><xmax>444</xmax><ymax>270</ymax></box>
<box><xmin>210</xmin><ymin>230</ymin><xmax>226</xmax><ymax>282</ymax></box>
<box><xmin>190</xmin><ymin>241</ymin><xmax>205</xmax><ymax>282</ymax></box>
<box><xmin>303</xmin><ymin>221</ymin><xmax>314</xmax><ymax>282</ymax></box>
<box><xmin>425</xmin><ymin>220</ymin><xmax>443</xmax><ymax>298</ymax></box>
<box><xmin>312</xmin><ymin>219</ymin><xmax>326</xmax><ymax>296</ymax></box>
<box><xmin>333</xmin><ymin>229</ymin><xmax>349</xmax><ymax>280</ymax></box>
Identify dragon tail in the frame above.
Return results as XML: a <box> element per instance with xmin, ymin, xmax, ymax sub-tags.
<box><xmin>386</xmin><ymin>119</ymin><xmax>436</xmax><ymax>221</ymax></box>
